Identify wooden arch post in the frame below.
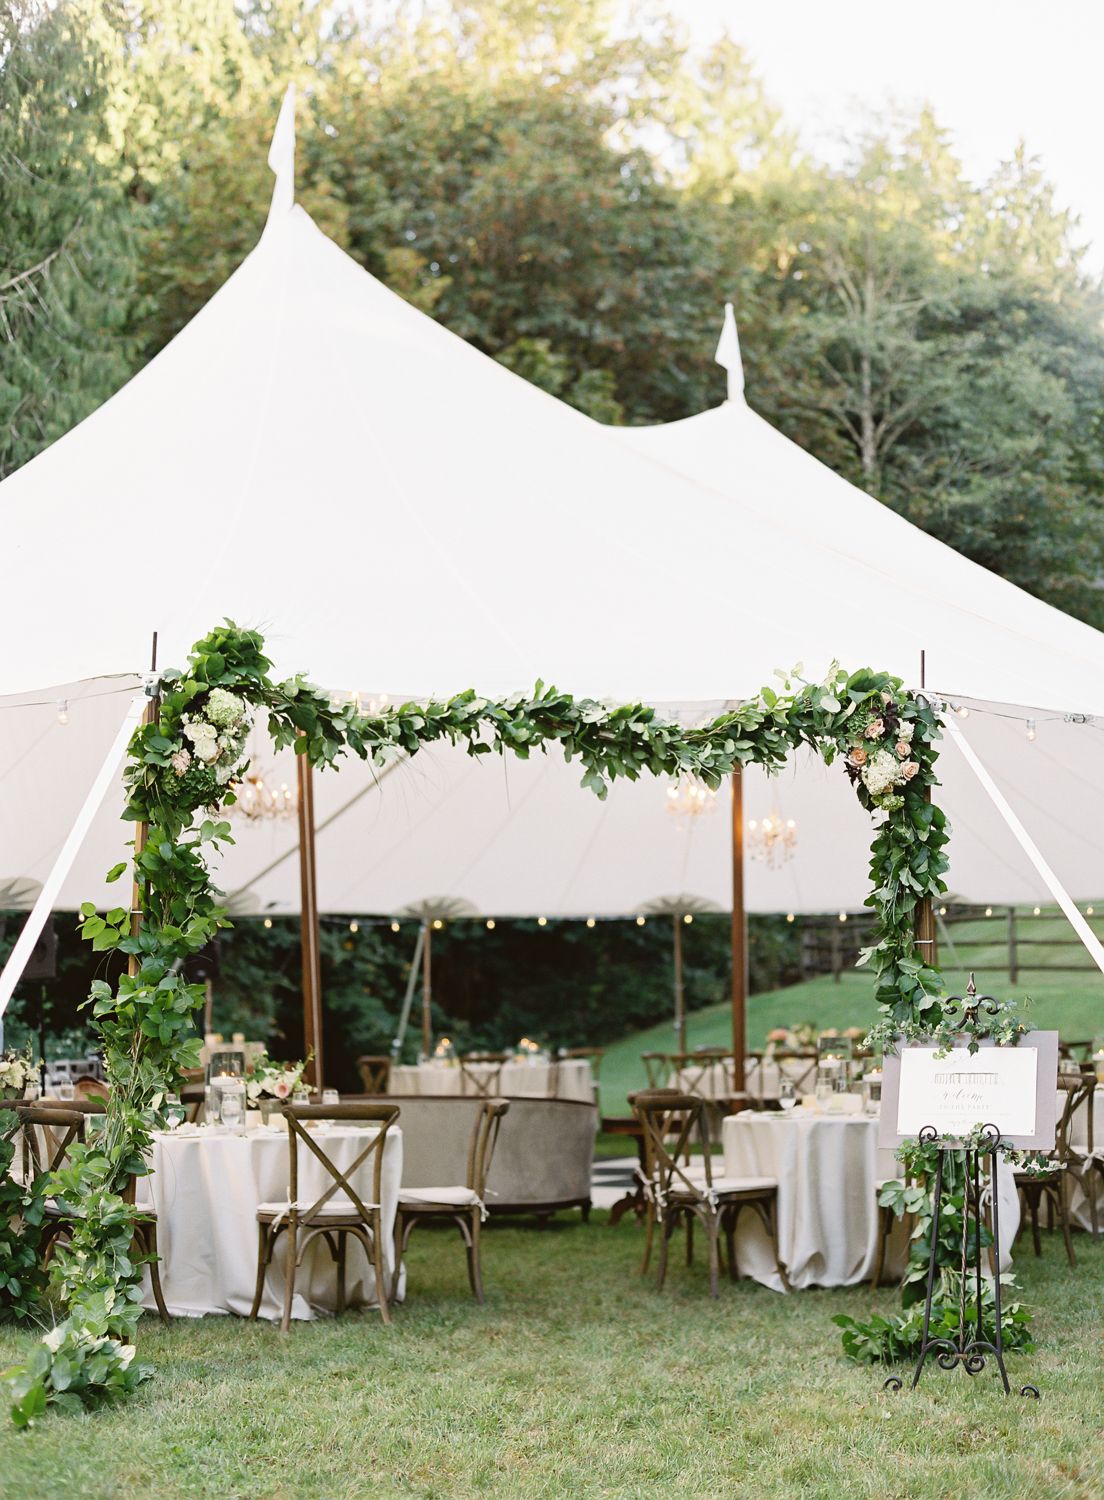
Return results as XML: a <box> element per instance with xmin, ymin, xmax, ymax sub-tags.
<box><xmin>730</xmin><ymin>768</ymin><xmax>747</xmax><ymax>1109</ymax></box>
<box><xmin>297</xmin><ymin>746</ymin><xmax>324</xmax><ymax>1090</ymax></box>
<box><xmin>915</xmin><ymin>650</ymin><xmax>938</xmax><ymax>973</ymax></box>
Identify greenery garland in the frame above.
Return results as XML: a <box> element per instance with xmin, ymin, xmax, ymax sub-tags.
<box><xmin>2</xmin><ymin>622</ymin><xmax>955</xmax><ymax>1423</ymax></box>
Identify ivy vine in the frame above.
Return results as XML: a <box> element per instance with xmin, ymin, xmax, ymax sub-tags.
<box><xmin>1</xmin><ymin>622</ymin><xmax>955</xmax><ymax>1422</ymax></box>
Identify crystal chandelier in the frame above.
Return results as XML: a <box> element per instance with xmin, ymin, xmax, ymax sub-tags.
<box><xmin>747</xmin><ymin>810</ymin><xmax>797</xmax><ymax>868</ymax></box>
<box><xmin>224</xmin><ymin>768</ymin><xmax>297</xmax><ymax>822</ymax></box>
<box><xmin>665</xmin><ymin>776</ymin><xmax>719</xmax><ymax>821</ymax></box>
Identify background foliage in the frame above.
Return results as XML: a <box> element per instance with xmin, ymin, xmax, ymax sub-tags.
<box><xmin>0</xmin><ymin>911</ymin><xmax>800</xmax><ymax>1086</ymax></box>
<box><xmin>3</xmin><ymin>0</ymin><xmax>1104</xmax><ymax>622</ymax></box>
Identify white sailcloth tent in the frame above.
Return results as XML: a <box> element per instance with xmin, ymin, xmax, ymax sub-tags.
<box><xmin>3</xmin><ymin>92</ymin><xmax>1104</xmax><ymax>948</ymax></box>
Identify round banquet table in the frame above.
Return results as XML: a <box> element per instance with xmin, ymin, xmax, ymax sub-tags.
<box><xmin>389</xmin><ymin>1058</ymin><xmax>594</xmax><ymax>1103</ymax></box>
<box><xmin>135</xmin><ymin>1123</ymin><xmax>403</xmax><ymax>1321</ymax></box>
<box><xmin>722</xmin><ymin>1111</ymin><xmax>1021</xmax><ymax>1293</ymax></box>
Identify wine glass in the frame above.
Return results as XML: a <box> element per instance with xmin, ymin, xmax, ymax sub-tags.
<box><xmin>778</xmin><ymin>1079</ymin><xmax>797</xmax><ymax>1112</ymax></box>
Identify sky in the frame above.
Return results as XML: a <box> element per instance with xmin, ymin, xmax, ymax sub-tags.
<box><xmin>667</xmin><ymin>0</ymin><xmax>1104</xmax><ymax>270</ymax></box>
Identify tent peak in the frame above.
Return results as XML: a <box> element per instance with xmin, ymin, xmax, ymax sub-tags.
<box><xmin>715</xmin><ymin>302</ymin><xmax>745</xmax><ymax>404</ymax></box>
<box><xmin>265</xmin><ymin>83</ymin><xmax>296</xmax><ymax>229</ymax></box>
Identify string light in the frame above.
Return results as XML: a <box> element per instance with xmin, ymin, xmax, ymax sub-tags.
<box><xmin>683</xmin><ymin>913</ymin><xmax>693</xmax><ymax>925</ymax></box>
<box><xmin>263</xmin><ymin>918</ymin><xmax>273</xmax><ymax>929</ymax></box>
<box><xmin>786</xmin><ymin>913</ymin><xmax>795</xmax><ymax>923</ymax></box>
<box><xmin>839</xmin><ymin>911</ymin><xmax>848</xmax><ymax>923</ymax></box>
<box><xmin>349</xmin><ymin>920</ymin><xmax>359</xmax><ymax>934</ymax></box>
<box><xmin>955</xmin><ymin>705</ymin><xmax>970</xmax><ymax>719</ymax></box>
<box><xmin>985</xmin><ymin>906</ymin><xmax>993</xmax><ymax>917</ymax></box>
<box><xmin>56</xmin><ymin>700</ymin><xmax>70</xmax><ymax>726</ymax></box>
<box><xmin>486</xmin><ymin>919</ymin><xmax>496</xmax><ymax>930</ymax></box>
<box><xmin>1032</xmin><ymin>906</ymin><xmax>1041</xmax><ymax>917</ymax></box>
<box><xmin>432</xmin><ymin>919</ymin><xmax>444</xmax><ymax>930</ymax></box>
<box><xmin>390</xmin><ymin>921</ymin><xmax>400</xmax><ymax>932</ymax></box>
<box><xmin>1026</xmin><ymin>720</ymin><xmax>1037</xmax><ymax>742</ymax></box>
<box><xmin>586</xmin><ymin>917</ymin><xmax>596</xmax><ymax>928</ymax></box>
<box><xmin>938</xmin><ymin>906</ymin><xmax>947</xmax><ymax>916</ymax></box>
<box><xmin>635</xmin><ymin>916</ymin><xmax>646</xmax><ymax>926</ymax></box>
<box><xmin>1088</xmin><ymin>906</ymin><xmax>1095</xmax><ymax>917</ymax></box>
<box><xmin>537</xmin><ymin>917</ymin><xmax>547</xmax><ymax>927</ymax></box>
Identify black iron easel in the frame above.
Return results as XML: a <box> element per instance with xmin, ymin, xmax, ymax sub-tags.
<box><xmin>884</xmin><ymin>1120</ymin><xmax>1039</xmax><ymax>1398</ymax></box>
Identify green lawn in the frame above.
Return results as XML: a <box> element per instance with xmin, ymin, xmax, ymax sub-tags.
<box><xmin>0</xmin><ymin>1214</ymin><xmax>1101</xmax><ymax>1499</ymax></box>
<box><xmin>598</xmin><ymin>946</ymin><xmax>1104</xmax><ymax>1114</ymax></box>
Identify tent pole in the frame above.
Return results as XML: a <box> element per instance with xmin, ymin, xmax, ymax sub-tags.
<box><xmin>297</xmin><ymin>747</ymin><xmax>324</xmax><ymax>1089</ymax></box>
<box><xmin>673</xmin><ymin>912</ymin><xmax>686</xmax><ymax>1053</ymax></box>
<box><xmin>128</xmin><ymin>634</ymin><xmax>160</xmax><ymax>978</ymax></box>
<box><xmin>915</xmin><ymin>648</ymin><xmax>937</xmax><ymax>972</ymax></box>
<box><xmin>730</xmin><ymin>769</ymin><xmax>747</xmax><ymax>1109</ymax></box>
<box><xmin>391</xmin><ymin>921</ymin><xmax>426</xmax><ymax>1059</ymax></box>
<box><xmin>421</xmin><ymin>920</ymin><xmax>433</xmax><ymax>1059</ymax></box>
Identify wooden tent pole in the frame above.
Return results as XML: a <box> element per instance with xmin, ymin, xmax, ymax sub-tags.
<box><xmin>421</xmin><ymin>919</ymin><xmax>433</xmax><ymax>1059</ymax></box>
<box><xmin>297</xmin><ymin>747</ymin><xmax>324</xmax><ymax>1089</ymax></box>
<box><xmin>730</xmin><ymin>769</ymin><xmax>747</xmax><ymax>1108</ymax></box>
<box><xmin>673</xmin><ymin>912</ymin><xmax>686</xmax><ymax>1053</ymax></box>
<box><xmin>915</xmin><ymin>649</ymin><xmax>938</xmax><ymax>971</ymax></box>
<box><xmin>129</xmin><ymin>633</ymin><xmax>159</xmax><ymax>978</ymax></box>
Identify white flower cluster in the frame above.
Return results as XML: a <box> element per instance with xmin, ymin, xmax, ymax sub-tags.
<box><xmin>245</xmin><ymin>1052</ymin><xmax>307</xmax><ymax>1103</ymax></box>
<box><xmin>0</xmin><ymin>1048</ymin><xmax>38</xmax><ymax>1098</ymax></box>
<box><xmin>168</xmin><ymin>689</ymin><xmax>251</xmax><ymax>789</ymax></box>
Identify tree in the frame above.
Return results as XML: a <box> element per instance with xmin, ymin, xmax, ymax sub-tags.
<box><xmin>0</xmin><ymin>0</ymin><xmax>139</xmax><ymax>477</ymax></box>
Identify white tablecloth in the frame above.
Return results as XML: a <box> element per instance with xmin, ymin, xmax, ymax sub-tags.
<box><xmin>1068</xmin><ymin>1086</ymin><xmax>1103</xmax><ymax>1231</ymax></box>
<box><xmin>722</xmin><ymin>1112</ymin><xmax>1020</xmax><ymax>1292</ymax></box>
<box><xmin>390</xmin><ymin>1059</ymin><xmax>594</xmax><ymax>1103</ymax></box>
<box><xmin>136</xmin><ymin>1124</ymin><xmax>403</xmax><ymax>1320</ymax></box>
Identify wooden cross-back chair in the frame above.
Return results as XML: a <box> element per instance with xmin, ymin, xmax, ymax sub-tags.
<box><xmin>664</xmin><ymin>1052</ymin><xmax>733</xmax><ymax>1102</ymax></box>
<box><xmin>640</xmin><ymin>1053</ymin><xmax>670</xmax><ymax>1088</ymax></box>
<box><xmin>23</xmin><ymin>1101</ymin><xmax>172</xmax><ymax>1324</ymax></box>
<box><xmin>459</xmin><ymin>1053</ymin><xmax>508</xmax><ymax>1098</ymax></box>
<box><xmin>630</xmin><ymin>1090</ymin><xmax>789</xmax><ymax>1298</ymax></box>
<box><xmin>1058</xmin><ymin>1039</ymin><xmax>1095</xmax><ymax>1064</ymax></box>
<box><xmin>355</xmin><ymin>1056</ymin><xmax>392</xmax><ymax>1095</ymax></box>
<box><xmin>559</xmin><ymin>1046</ymin><xmax>604</xmax><ymax>1082</ymax></box>
<box><xmin>249</xmin><ymin>1101</ymin><xmax>400</xmax><ymax>1331</ymax></box>
<box><xmin>11</xmin><ymin>1104</ymin><xmax>85</xmax><ymax>1189</ymax></box>
<box><xmin>393</xmin><ymin>1097</ymin><xmax>510</xmax><ymax>1305</ymax></box>
<box><xmin>1014</xmin><ymin>1072</ymin><xmax>1094</xmax><ymax>1267</ymax></box>
<box><xmin>746</xmin><ymin>1048</ymin><xmax>818</xmax><ymax>1110</ymax></box>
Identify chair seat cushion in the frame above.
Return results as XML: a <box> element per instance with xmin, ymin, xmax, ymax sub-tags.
<box><xmin>671</xmin><ymin>1175</ymin><xmax>776</xmax><ymax>1197</ymax></box>
<box><xmin>398</xmin><ymin>1186</ymin><xmax>481</xmax><ymax>1209</ymax></box>
<box><xmin>256</xmin><ymin>1196</ymin><xmax>376</xmax><ymax>1221</ymax></box>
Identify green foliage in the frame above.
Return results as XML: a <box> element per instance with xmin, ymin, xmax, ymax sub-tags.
<box><xmin>0</xmin><ymin>0</ymin><xmax>139</xmax><ymax>478</ymax></box>
<box><xmin>834</xmin><ymin>1275</ymin><xmax>1033</xmax><ymax>1365</ymax></box>
<box><xmin>0</xmin><ymin>1112</ymin><xmax>45</xmax><ymax>1320</ymax></box>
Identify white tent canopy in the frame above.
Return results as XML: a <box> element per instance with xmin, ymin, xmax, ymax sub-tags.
<box><xmin>3</xmin><ymin>98</ymin><xmax>1104</xmax><ymax>938</ymax></box>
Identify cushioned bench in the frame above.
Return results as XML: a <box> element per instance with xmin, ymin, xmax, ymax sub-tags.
<box><xmin>354</xmin><ymin>1093</ymin><xmax>598</xmax><ymax>1221</ymax></box>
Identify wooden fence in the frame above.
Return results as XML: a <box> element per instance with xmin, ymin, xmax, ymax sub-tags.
<box><xmin>800</xmin><ymin>905</ymin><xmax>1100</xmax><ymax>984</ymax></box>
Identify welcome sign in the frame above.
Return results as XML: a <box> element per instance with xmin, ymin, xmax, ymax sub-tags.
<box><xmin>879</xmin><ymin>1033</ymin><xmax>1059</xmax><ymax>1149</ymax></box>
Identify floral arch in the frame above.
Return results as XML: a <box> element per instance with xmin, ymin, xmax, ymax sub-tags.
<box><xmin>2</xmin><ymin>620</ymin><xmax>954</xmax><ymax>1421</ymax></box>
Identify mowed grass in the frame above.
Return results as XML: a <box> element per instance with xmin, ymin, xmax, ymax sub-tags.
<box><xmin>598</xmin><ymin>923</ymin><xmax>1104</xmax><ymax>1114</ymax></box>
<box><xmin>0</xmin><ymin>1214</ymin><xmax>1101</xmax><ymax>1499</ymax></box>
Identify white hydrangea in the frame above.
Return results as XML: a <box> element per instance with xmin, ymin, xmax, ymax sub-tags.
<box><xmin>206</xmin><ymin>688</ymin><xmax>247</xmax><ymax>730</ymax></box>
<box><xmin>861</xmin><ymin>750</ymin><xmax>901</xmax><ymax>799</ymax></box>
